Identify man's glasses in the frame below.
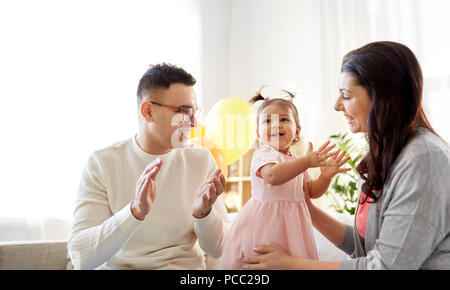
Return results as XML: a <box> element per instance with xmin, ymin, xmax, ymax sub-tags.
<box><xmin>150</xmin><ymin>101</ymin><xmax>201</xmax><ymax>121</ymax></box>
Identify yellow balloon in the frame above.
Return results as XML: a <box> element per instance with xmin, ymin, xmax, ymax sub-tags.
<box><xmin>189</xmin><ymin>137</ymin><xmax>228</xmax><ymax>178</ymax></box>
<box><xmin>204</xmin><ymin>98</ymin><xmax>256</xmax><ymax>165</ymax></box>
<box><xmin>190</xmin><ymin>124</ymin><xmax>206</xmax><ymax>139</ymax></box>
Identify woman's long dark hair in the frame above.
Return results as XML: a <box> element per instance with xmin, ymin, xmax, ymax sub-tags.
<box><xmin>341</xmin><ymin>41</ymin><xmax>437</xmax><ymax>202</ymax></box>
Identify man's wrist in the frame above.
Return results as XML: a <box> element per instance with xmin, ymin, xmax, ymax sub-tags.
<box><xmin>130</xmin><ymin>201</ymin><xmax>145</xmax><ymax>221</ymax></box>
<box><xmin>192</xmin><ymin>208</ymin><xmax>212</xmax><ymax>219</ymax></box>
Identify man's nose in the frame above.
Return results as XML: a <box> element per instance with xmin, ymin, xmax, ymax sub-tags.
<box><xmin>181</xmin><ymin>113</ymin><xmax>195</xmax><ymax>128</ymax></box>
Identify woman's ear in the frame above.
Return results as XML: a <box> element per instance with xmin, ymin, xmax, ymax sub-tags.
<box><xmin>140</xmin><ymin>101</ymin><xmax>153</xmax><ymax>122</ymax></box>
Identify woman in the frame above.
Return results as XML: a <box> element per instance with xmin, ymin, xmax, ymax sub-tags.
<box><xmin>242</xmin><ymin>41</ymin><xmax>450</xmax><ymax>270</ymax></box>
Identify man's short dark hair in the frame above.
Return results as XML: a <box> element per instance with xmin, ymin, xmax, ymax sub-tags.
<box><xmin>136</xmin><ymin>63</ymin><xmax>196</xmax><ymax>102</ymax></box>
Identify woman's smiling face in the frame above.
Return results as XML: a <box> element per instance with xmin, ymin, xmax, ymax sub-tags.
<box><xmin>334</xmin><ymin>72</ymin><xmax>373</xmax><ymax>133</ymax></box>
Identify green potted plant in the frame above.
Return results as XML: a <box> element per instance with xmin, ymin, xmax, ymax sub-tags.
<box><xmin>325</xmin><ymin>133</ymin><xmax>364</xmax><ymax>215</ymax></box>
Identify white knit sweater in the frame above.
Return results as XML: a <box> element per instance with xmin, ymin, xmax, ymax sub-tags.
<box><xmin>68</xmin><ymin>136</ymin><xmax>230</xmax><ymax>269</ymax></box>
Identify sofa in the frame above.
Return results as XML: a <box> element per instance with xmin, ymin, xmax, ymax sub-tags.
<box><xmin>0</xmin><ymin>240</ymin><xmax>69</xmax><ymax>270</ymax></box>
<box><xmin>0</xmin><ymin>214</ymin><xmax>352</xmax><ymax>270</ymax></box>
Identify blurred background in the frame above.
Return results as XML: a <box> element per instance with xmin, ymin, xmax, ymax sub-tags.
<box><xmin>1</xmin><ymin>0</ymin><xmax>449</xmax><ymax>241</ymax></box>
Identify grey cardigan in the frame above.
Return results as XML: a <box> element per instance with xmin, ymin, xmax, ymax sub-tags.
<box><xmin>338</xmin><ymin>129</ymin><xmax>450</xmax><ymax>270</ymax></box>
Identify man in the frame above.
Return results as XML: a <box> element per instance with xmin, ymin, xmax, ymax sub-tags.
<box><xmin>68</xmin><ymin>63</ymin><xmax>229</xmax><ymax>269</ymax></box>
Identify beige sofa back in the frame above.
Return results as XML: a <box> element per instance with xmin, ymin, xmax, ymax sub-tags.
<box><xmin>0</xmin><ymin>240</ymin><xmax>69</xmax><ymax>270</ymax></box>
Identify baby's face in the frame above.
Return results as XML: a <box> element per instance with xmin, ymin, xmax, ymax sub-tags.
<box><xmin>258</xmin><ymin>104</ymin><xmax>299</xmax><ymax>154</ymax></box>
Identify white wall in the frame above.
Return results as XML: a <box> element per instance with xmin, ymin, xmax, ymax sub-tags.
<box><xmin>227</xmin><ymin>0</ymin><xmax>345</xmax><ymax>142</ymax></box>
<box><xmin>200</xmin><ymin>0</ymin><xmax>450</xmax><ymax>143</ymax></box>
<box><xmin>199</xmin><ymin>0</ymin><xmax>232</xmax><ymax>114</ymax></box>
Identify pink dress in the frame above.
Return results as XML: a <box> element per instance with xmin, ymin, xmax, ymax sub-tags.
<box><xmin>222</xmin><ymin>144</ymin><xmax>319</xmax><ymax>269</ymax></box>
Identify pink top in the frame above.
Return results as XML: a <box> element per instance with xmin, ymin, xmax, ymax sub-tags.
<box><xmin>221</xmin><ymin>144</ymin><xmax>319</xmax><ymax>269</ymax></box>
<box><xmin>355</xmin><ymin>191</ymin><xmax>373</xmax><ymax>238</ymax></box>
<box><xmin>251</xmin><ymin>144</ymin><xmax>312</xmax><ymax>202</ymax></box>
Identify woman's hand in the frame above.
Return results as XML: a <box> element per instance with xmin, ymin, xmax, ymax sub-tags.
<box><xmin>319</xmin><ymin>149</ymin><xmax>351</xmax><ymax>179</ymax></box>
<box><xmin>242</xmin><ymin>245</ymin><xmax>341</xmax><ymax>270</ymax></box>
<box><xmin>242</xmin><ymin>246</ymin><xmax>297</xmax><ymax>270</ymax></box>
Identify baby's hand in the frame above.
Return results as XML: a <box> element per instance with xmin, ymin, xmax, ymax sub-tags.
<box><xmin>305</xmin><ymin>140</ymin><xmax>337</xmax><ymax>168</ymax></box>
<box><xmin>320</xmin><ymin>150</ymin><xmax>351</xmax><ymax>179</ymax></box>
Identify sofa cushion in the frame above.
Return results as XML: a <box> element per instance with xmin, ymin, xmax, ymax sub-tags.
<box><xmin>0</xmin><ymin>240</ymin><xmax>68</xmax><ymax>270</ymax></box>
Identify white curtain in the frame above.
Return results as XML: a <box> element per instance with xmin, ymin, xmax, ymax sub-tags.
<box><xmin>0</xmin><ymin>0</ymin><xmax>202</xmax><ymax>241</ymax></box>
<box><xmin>228</xmin><ymin>0</ymin><xmax>450</xmax><ymax>144</ymax></box>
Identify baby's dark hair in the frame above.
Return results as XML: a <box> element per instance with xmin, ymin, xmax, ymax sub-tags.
<box><xmin>249</xmin><ymin>87</ymin><xmax>301</xmax><ymax>144</ymax></box>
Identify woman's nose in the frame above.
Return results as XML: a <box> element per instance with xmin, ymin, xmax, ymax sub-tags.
<box><xmin>334</xmin><ymin>96</ymin><xmax>343</xmax><ymax>111</ymax></box>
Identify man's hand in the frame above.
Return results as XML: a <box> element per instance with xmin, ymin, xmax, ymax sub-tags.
<box><xmin>192</xmin><ymin>169</ymin><xmax>226</xmax><ymax>218</ymax></box>
<box><xmin>131</xmin><ymin>158</ymin><xmax>163</xmax><ymax>221</ymax></box>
